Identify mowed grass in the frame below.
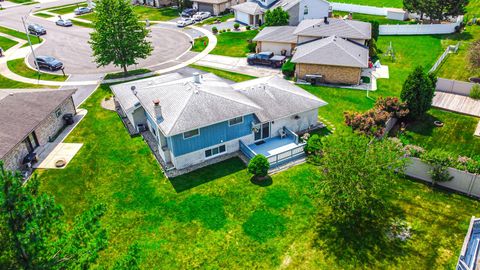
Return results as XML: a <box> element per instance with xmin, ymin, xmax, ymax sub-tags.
<box><xmin>33</xmin><ymin>12</ymin><xmax>54</xmax><ymax>18</ymax></box>
<box><xmin>7</xmin><ymin>58</ymin><xmax>67</xmax><ymax>82</ymax></box>
<box><xmin>404</xmin><ymin>109</ymin><xmax>480</xmax><ymax>157</ymax></box>
<box><xmin>133</xmin><ymin>6</ymin><xmax>179</xmax><ymax>21</ymax></box>
<box><xmin>0</xmin><ymin>36</ymin><xmax>18</xmax><ymax>51</ymax></box>
<box><xmin>332</xmin><ymin>0</ymin><xmax>403</xmax><ymax>8</ymax></box>
<box><xmin>0</xmin><ymin>74</ymin><xmax>51</xmax><ymax>88</ymax></box>
<box><xmin>36</xmin><ymin>83</ymin><xmax>480</xmax><ymax>269</ymax></box>
<box><xmin>190</xmin><ymin>64</ymin><xmax>256</xmax><ymax>82</ymax></box>
<box><xmin>334</xmin><ymin>11</ymin><xmax>413</xmax><ymax>24</ymax></box>
<box><xmin>191</xmin><ymin>36</ymin><xmax>208</xmax><ymax>52</ymax></box>
<box><xmin>47</xmin><ymin>3</ymin><xmax>87</xmax><ymax>15</ymax></box>
<box><xmin>196</xmin><ymin>30</ymin><xmax>258</xmax><ymax>57</ymax></box>
<box><xmin>0</xmin><ymin>26</ymin><xmax>42</xmax><ymax>46</ymax></box>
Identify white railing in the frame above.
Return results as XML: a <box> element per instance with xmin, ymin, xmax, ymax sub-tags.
<box><xmin>331</xmin><ymin>2</ymin><xmax>389</xmax><ymax>16</ymax></box>
<box><xmin>430</xmin><ymin>43</ymin><xmax>460</xmax><ymax>73</ymax></box>
<box><xmin>436</xmin><ymin>77</ymin><xmax>478</xmax><ymax>96</ymax></box>
<box><xmin>266</xmin><ymin>143</ymin><xmax>306</xmax><ymax>167</ymax></box>
<box><xmin>380</xmin><ymin>16</ymin><xmax>463</xmax><ymax>35</ymax></box>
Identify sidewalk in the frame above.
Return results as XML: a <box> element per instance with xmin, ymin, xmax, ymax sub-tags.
<box><xmin>195</xmin><ymin>54</ymin><xmax>281</xmax><ymax>77</ymax></box>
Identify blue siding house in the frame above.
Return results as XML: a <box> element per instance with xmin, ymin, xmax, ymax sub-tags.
<box><xmin>111</xmin><ymin>72</ymin><xmax>327</xmax><ymax>176</ymax></box>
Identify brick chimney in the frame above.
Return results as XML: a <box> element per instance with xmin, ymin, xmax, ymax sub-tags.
<box><xmin>153</xmin><ymin>99</ymin><xmax>162</xmax><ymax>121</ymax></box>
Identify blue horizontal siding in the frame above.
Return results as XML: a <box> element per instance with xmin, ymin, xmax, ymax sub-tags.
<box><xmin>170</xmin><ymin>114</ymin><xmax>255</xmax><ymax>156</ymax></box>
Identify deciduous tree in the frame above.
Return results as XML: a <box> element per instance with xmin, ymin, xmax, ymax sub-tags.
<box><xmin>264</xmin><ymin>7</ymin><xmax>290</xmax><ymax>26</ymax></box>
<box><xmin>0</xmin><ymin>164</ymin><xmax>107</xmax><ymax>269</ymax></box>
<box><xmin>90</xmin><ymin>0</ymin><xmax>153</xmax><ymax>75</ymax></box>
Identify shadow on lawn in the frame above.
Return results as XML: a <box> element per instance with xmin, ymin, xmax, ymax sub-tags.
<box><xmin>169</xmin><ymin>158</ymin><xmax>246</xmax><ymax>193</ymax></box>
<box><xmin>404</xmin><ymin>113</ymin><xmax>441</xmax><ymax>137</ymax></box>
<box><xmin>315</xmin><ymin>205</ymin><xmax>410</xmax><ymax>268</ymax></box>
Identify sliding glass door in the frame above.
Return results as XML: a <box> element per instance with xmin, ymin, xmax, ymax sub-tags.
<box><xmin>254</xmin><ymin>122</ymin><xmax>270</xmax><ymax>141</ymax></box>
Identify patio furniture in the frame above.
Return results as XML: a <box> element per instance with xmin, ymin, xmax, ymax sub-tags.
<box><xmin>279</xmin><ymin>129</ymin><xmax>287</xmax><ymax>139</ymax></box>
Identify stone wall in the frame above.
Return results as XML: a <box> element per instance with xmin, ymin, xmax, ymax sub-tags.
<box><xmin>1</xmin><ymin>97</ymin><xmax>75</xmax><ymax>172</ymax></box>
<box><xmin>295</xmin><ymin>63</ymin><xmax>361</xmax><ymax>85</ymax></box>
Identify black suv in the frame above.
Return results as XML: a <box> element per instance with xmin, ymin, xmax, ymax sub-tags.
<box><xmin>28</xmin><ymin>24</ymin><xmax>46</xmax><ymax>36</ymax></box>
<box><xmin>35</xmin><ymin>56</ymin><xmax>63</xmax><ymax>71</ymax></box>
<box><xmin>247</xmin><ymin>52</ymin><xmax>287</xmax><ymax>68</ymax></box>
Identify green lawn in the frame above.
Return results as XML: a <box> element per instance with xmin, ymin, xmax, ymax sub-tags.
<box><xmin>0</xmin><ymin>36</ymin><xmax>18</xmax><ymax>51</ymax></box>
<box><xmin>33</xmin><ymin>12</ymin><xmax>54</xmax><ymax>18</ymax></box>
<box><xmin>191</xmin><ymin>36</ymin><xmax>208</xmax><ymax>52</ymax></box>
<box><xmin>7</xmin><ymin>58</ymin><xmax>67</xmax><ymax>82</ymax></box>
<box><xmin>195</xmin><ymin>30</ymin><xmax>258</xmax><ymax>57</ymax></box>
<box><xmin>77</xmin><ymin>11</ymin><xmax>96</xmax><ymax>21</ymax></box>
<box><xmin>334</xmin><ymin>11</ymin><xmax>414</xmax><ymax>24</ymax></box>
<box><xmin>133</xmin><ymin>6</ymin><xmax>179</xmax><ymax>21</ymax></box>
<box><xmin>0</xmin><ymin>26</ymin><xmax>42</xmax><ymax>46</ymax></box>
<box><xmin>104</xmin><ymin>68</ymin><xmax>152</xmax><ymax>80</ymax></box>
<box><xmin>47</xmin><ymin>2</ymin><xmax>87</xmax><ymax>15</ymax></box>
<box><xmin>332</xmin><ymin>0</ymin><xmax>403</xmax><ymax>8</ymax></box>
<box><xmin>35</xmin><ymin>83</ymin><xmax>480</xmax><ymax>269</ymax></box>
<box><xmin>0</xmin><ymin>74</ymin><xmax>50</xmax><ymax>88</ymax></box>
<box><xmin>197</xmin><ymin>13</ymin><xmax>234</xmax><ymax>26</ymax></box>
<box><xmin>403</xmin><ymin>109</ymin><xmax>480</xmax><ymax>157</ymax></box>
<box><xmin>71</xmin><ymin>19</ymin><xmax>93</xmax><ymax>28</ymax></box>
<box><xmin>190</xmin><ymin>65</ymin><xmax>256</xmax><ymax>82</ymax></box>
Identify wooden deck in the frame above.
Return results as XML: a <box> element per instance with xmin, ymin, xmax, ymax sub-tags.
<box><xmin>432</xmin><ymin>92</ymin><xmax>480</xmax><ymax>117</ymax></box>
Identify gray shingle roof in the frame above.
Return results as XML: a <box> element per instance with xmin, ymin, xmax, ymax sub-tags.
<box><xmin>112</xmin><ymin>73</ymin><xmax>327</xmax><ymax>137</ymax></box>
<box><xmin>291</xmin><ymin>36</ymin><xmax>369</xmax><ymax>68</ymax></box>
<box><xmin>294</xmin><ymin>18</ymin><xmax>372</xmax><ymax>40</ymax></box>
<box><xmin>252</xmin><ymin>26</ymin><xmax>298</xmax><ymax>43</ymax></box>
<box><xmin>232</xmin><ymin>76</ymin><xmax>327</xmax><ymax>122</ymax></box>
<box><xmin>0</xmin><ymin>89</ymin><xmax>76</xmax><ymax>159</ymax></box>
<box><xmin>231</xmin><ymin>2</ymin><xmax>264</xmax><ymax>15</ymax></box>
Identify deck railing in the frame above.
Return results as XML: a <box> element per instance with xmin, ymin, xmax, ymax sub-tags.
<box><xmin>283</xmin><ymin>126</ymin><xmax>299</xmax><ymax>144</ymax></box>
<box><xmin>266</xmin><ymin>143</ymin><xmax>305</xmax><ymax>167</ymax></box>
<box><xmin>239</xmin><ymin>140</ymin><xmax>256</xmax><ymax>160</ymax></box>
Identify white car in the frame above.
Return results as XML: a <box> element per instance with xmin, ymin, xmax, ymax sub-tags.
<box><xmin>193</xmin><ymin>11</ymin><xmax>211</xmax><ymax>21</ymax></box>
<box><xmin>177</xmin><ymin>18</ymin><xmax>194</xmax><ymax>27</ymax></box>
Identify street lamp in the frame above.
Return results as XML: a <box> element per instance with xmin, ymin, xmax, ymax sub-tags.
<box><xmin>21</xmin><ymin>7</ymin><xmax>40</xmax><ymax>74</ymax></box>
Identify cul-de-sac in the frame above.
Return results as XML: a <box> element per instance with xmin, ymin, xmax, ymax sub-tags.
<box><xmin>0</xmin><ymin>0</ymin><xmax>480</xmax><ymax>268</ymax></box>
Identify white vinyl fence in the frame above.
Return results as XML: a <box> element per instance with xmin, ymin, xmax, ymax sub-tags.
<box><xmin>380</xmin><ymin>16</ymin><xmax>463</xmax><ymax>35</ymax></box>
<box><xmin>405</xmin><ymin>158</ymin><xmax>480</xmax><ymax>198</ymax></box>
<box><xmin>436</xmin><ymin>78</ymin><xmax>479</xmax><ymax>96</ymax></box>
<box><xmin>429</xmin><ymin>43</ymin><xmax>460</xmax><ymax>73</ymax></box>
<box><xmin>331</xmin><ymin>2</ymin><xmax>388</xmax><ymax>16</ymax></box>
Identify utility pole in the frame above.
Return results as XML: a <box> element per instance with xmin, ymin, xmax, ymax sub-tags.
<box><xmin>21</xmin><ymin>15</ymin><xmax>40</xmax><ymax>73</ymax></box>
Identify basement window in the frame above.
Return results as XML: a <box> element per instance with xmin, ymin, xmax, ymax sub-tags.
<box><xmin>205</xmin><ymin>144</ymin><xmax>226</xmax><ymax>158</ymax></box>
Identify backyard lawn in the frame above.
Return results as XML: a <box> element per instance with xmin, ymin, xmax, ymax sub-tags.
<box><xmin>332</xmin><ymin>0</ymin><xmax>402</xmax><ymax>8</ymax></box>
<box><xmin>35</xmin><ymin>82</ymin><xmax>480</xmax><ymax>269</ymax></box>
<box><xmin>7</xmin><ymin>58</ymin><xmax>68</xmax><ymax>82</ymax></box>
<box><xmin>133</xmin><ymin>6</ymin><xmax>179</xmax><ymax>21</ymax></box>
<box><xmin>334</xmin><ymin>11</ymin><xmax>413</xmax><ymax>25</ymax></box>
<box><xmin>0</xmin><ymin>36</ymin><xmax>18</xmax><ymax>51</ymax></box>
<box><xmin>193</xmin><ymin>30</ymin><xmax>258</xmax><ymax>57</ymax></box>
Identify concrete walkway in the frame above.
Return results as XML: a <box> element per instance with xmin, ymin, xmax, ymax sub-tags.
<box><xmin>195</xmin><ymin>54</ymin><xmax>281</xmax><ymax>77</ymax></box>
<box><xmin>0</xmin><ymin>22</ymin><xmax>217</xmax><ymax>86</ymax></box>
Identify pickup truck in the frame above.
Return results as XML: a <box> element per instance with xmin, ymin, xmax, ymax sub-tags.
<box><xmin>247</xmin><ymin>52</ymin><xmax>287</xmax><ymax>68</ymax></box>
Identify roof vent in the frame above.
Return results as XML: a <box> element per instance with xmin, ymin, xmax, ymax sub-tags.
<box><xmin>193</xmin><ymin>72</ymin><xmax>201</xmax><ymax>84</ymax></box>
<box><xmin>131</xmin><ymin>86</ymin><xmax>136</xmax><ymax>91</ymax></box>
<box><xmin>153</xmin><ymin>99</ymin><xmax>162</xmax><ymax>121</ymax></box>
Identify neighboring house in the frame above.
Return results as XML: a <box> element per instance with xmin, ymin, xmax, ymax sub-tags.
<box><xmin>291</xmin><ymin>35</ymin><xmax>369</xmax><ymax>85</ymax></box>
<box><xmin>111</xmin><ymin>73</ymin><xmax>327</xmax><ymax>176</ymax></box>
<box><xmin>192</xmin><ymin>0</ymin><xmax>244</xmax><ymax>15</ymax></box>
<box><xmin>134</xmin><ymin>0</ymin><xmax>172</xmax><ymax>8</ymax></box>
<box><xmin>0</xmin><ymin>89</ymin><xmax>76</xmax><ymax>172</ymax></box>
<box><xmin>457</xmin><ymin>216</ymin><xmax>480</xmax><ymax>270</ymax></box>
<box><xmin>232</xmin><ymin>0</ymin><xmax>331</xmax><ymax>26</ymax></box>
<box><xmin>253</xmin><ymin>17</ymin><xmax>371</xmax><ymax>56</ymax></box>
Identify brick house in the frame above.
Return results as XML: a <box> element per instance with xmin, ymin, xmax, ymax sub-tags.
<box><xmin>0</xmin><ymin>89</ymin><xmax>76</xmax><ymax>173</ymax></box>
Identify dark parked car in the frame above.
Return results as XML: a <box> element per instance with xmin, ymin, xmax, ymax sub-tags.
<box><xmin>28</xmin><ymin>24</ymin><xmax>46</xmax><ymax>36</ymax></box>
<box><xmin>247</xmin><ymin>52</ymin><xmax>287</xmax><ymax>68</ymax></box>
<box><xmin>181</xmin><ymin>8</ymin><xmax>197</xmax><ymax>17</ymax></box>
<box><xmin>35</xmin><ymin>56</ymin><xmax>63</xmax><ymax>71</ymax></box>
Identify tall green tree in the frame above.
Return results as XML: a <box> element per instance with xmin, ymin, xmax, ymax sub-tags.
<box><xmin>315</xmin><ymin>135</ymin><xmax>407</xmax><ymax>251</ymax></box>
<box><xmin>400</xmin><ymin>66</ymin><xmax>436</xmax><ymax>119</ymax></box>
<box><xmin>403</xmin><ymin>0</ymin><xmax>426</xmax><ymax>19</ymax></box>
<box><xmin>0</xmin><ymin>164</ymin><xmax>107</xmax><ymax>269</ymax></box>
<box><xmin>90</xmin><ymin>0</ymin><xmax>153</xmax><ymax>75</ymax></box>
<box><xmin>404</xmin><ymin>0</ymin><xmax>468</xmax><ymax>22</ymax></box>
<box><xmin>264</xmin><ymin>7</ymin><xmax>290</xmax><ymax>26</ymax></box>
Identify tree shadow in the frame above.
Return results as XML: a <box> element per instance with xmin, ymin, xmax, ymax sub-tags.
<box><xmin>315</xmin><ymin>205</ymin><xmax>411</xmax><ymax>268</ymax></box>
<box><xmin>169</xmin><ymin>158</ymin><xmax>245</xmax><ymax>193</ymax></box>
<box><xmin>405</xmin><ymin>113</ymin><xmax>441</xmax><ymax>137</ymax></box>
<box><xmin>250</xmin><ymin>175</ymin><xmax>273</xmax><ymax>187</ymax></box>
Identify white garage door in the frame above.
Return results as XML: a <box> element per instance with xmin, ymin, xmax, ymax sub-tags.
<box><xmin>261</xmin><ymin>42</ymin><xmax>292</xmax><ymax>56</ymax></box>
<box><xmin>235</xmin><ymin>11</ymin><xmax>250</xmax><ymax>25</ymax></box>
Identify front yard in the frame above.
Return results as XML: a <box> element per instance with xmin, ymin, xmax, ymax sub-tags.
<box><xmin>192</xmin><ymin>30</ymin><xmax>258</xmax><ymax>57</ymax></box>
<box><xmin>132</xmin><ymin>6</ymin><xmax>179</xmax><ymax>21</ymax></box>
<box><xmin>7</xmin><ymin>58</ymin><xmax>68</xmax><ymax>82</ymax></box>
<box><xmin>36</xmin><ymin>83</ymin><xmax>480</xmax><ymax>269</ymax></box>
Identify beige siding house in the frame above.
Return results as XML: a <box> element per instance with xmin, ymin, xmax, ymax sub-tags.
<box><xmin>0</xmin><ymin>89</ymin><xmax>76</xmax><ymax>173</ymax></box>
<box><xmin>192</xmin><ymin>0</ymin><xmax>244</xmax><ymax>15</ymax></box>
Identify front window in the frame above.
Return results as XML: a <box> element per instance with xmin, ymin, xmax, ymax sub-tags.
<box><xmin>229</xmin><ymin>116</ymin><xmax>243</xmax><ymax>126</ymax></box>
<box><xmin>183</xmin><ymin>129</ymin><xmax>199</xmax><ymax>139</ymax></box>
<box><xmin>205</xmin><ymin>145</ymin><xmax>226</xmax><ymax>158</ymax></box>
